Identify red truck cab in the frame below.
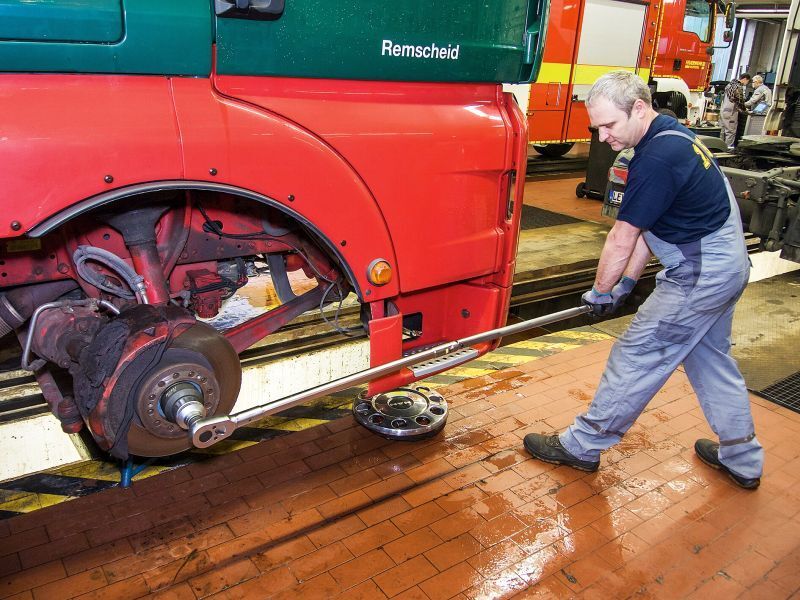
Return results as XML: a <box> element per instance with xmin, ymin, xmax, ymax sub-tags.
<box><xmin>0</xmin><ymin>1</ymin><xmax>547</xmax><ymax>457</ymax></box>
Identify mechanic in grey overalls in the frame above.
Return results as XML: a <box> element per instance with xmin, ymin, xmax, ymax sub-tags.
<box><xmin>720</xmin><ymin>73</ymin><xmax>751</xmax><ymax>148</ymax></box>
<box><xmin>524</xmin><ymin>71</ymin><xmax>764</xmax><ymax>489</ymax></box>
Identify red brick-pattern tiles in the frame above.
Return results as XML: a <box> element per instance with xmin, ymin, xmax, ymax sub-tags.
<box><xmin>2</xmin><ymin>339</ymin><xmax>800</xmax><ymax>598</ymax></box>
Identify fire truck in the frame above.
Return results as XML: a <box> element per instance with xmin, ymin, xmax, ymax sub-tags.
<box><xmin>514</xmin><ymin>0</ymin><xmax>732</xmax><ymax>156</ymax></box>
<box><xmin>0</xmin><ymin>1</ymin><xmax>547</xmax><ymax>458</ymax></box>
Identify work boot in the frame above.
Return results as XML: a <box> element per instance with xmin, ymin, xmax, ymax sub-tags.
<box><xmin>694</xmin><ymin>439</ymin><xmax>760</xmax><ymax>490</ymax></box>
<box><xmin>523</xmin><ymin>433</ymin><xmax>599</xmax><ymax>472</ymax></box>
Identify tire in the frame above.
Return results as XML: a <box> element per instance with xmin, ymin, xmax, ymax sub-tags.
<box><xmin>575</xmin><ymin>181</ymin><xmax>587</xmax><ymax>198</ymax></box>
<box><xmin>653</xmin><ymin>91</ymin><xmax>688</xmax><ymax>119</ymax></box>
<box><xmin>533</xmin><ymin>143</ymin><xmax>575</xmax><ymax>158</ymax></box>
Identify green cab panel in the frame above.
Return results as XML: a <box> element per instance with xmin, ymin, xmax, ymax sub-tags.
<box><xmin>0</xmin><ymin>0</ymin><xmax>211</xmax><ymax>75</ymax></box>
<box><xmin>216</xmin><ymin>0</ymin><xmax>548</xmax><ymax>83</ymax></box>
<box><xmin>0</xmin><ymin>0</ymin><xmax>122</xmax><ymax>42</ymax></box>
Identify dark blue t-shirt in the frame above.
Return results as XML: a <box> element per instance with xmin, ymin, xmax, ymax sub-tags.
<box><xmin>616</xmin><ymin>115</ymin><xmax>729</xmax><ymax>243</ymax></box>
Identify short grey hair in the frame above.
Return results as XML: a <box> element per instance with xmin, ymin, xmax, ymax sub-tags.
<box><xmin>752</xmin><ymin>75</ymin><xmax>764</xmax><ymax>85</ymax></box>
<box><xmin>586</xmin><ymin>71</ymin><xmax>652</xmax><ymax>116</ymax></box>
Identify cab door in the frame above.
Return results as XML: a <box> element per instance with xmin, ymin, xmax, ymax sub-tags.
<box><xmin>565</xmin><ymin>0</ymin><xmax>649</xmax><ymax>141</ymax></box>
<box><xmin>527</xmin><ymin>0</ymin><xmax>582</xmax><ymax>143</ymax></box>
<box><xmin>653</xmin><ymin>0</ymin><xmax>714</xmax><ymax>90</ymax></box>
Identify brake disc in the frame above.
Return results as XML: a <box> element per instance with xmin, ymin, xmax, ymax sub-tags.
<box><xmin>353</xmin><ymin>386</ymin><xmax>447</xmax><ymax>441</ymax></box>
<box><xmin>126</xmin><ymin>322</ymin><xmax>241</xmax><ymax>457</ymax></box>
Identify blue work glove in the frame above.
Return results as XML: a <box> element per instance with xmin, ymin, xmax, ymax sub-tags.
<box><xmin>581</xmin><ymin>287</ymin><xmax>613</xmax><ymax>316</ymax></box>
<box><xmin>610</xmin><ymin>276</ymin><xmax>637</xmax><ymax>312</ymax></box>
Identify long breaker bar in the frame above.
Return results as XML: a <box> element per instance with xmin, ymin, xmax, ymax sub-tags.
<box><xmin>190</xmin><ymin>305</ymin><xmax>592</xmax><ymax>448</ymax></box>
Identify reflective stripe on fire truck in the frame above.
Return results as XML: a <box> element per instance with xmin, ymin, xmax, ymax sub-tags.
<box><xmin>536</xmin><ymin>62</ymin><xmax>650</xmax><ymax>86</ymax></box>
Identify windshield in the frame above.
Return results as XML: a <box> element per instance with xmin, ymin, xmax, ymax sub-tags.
<box><xmin>684</xmin><ymin>0</ymin><xmax>712</xmax><ymax>42</ymax></box>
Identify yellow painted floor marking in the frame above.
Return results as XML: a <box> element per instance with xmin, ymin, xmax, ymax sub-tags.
<box><xmin>0</xmin><ymin>492</ymin><xmax>68</xmax><ymax>514</ymax></box>
<box><xmin>444</xmin><ymin>366</ymin><xmax>497</xmax><ymax>378</ymax></box>
<box><xmin>511</xmin><ymin>340</ymin><xmax>583</xmax><ymax>352</ymax></box>
<box><xmin>553</xmin><ymin>330</ymin><xmax>612</xmax><ymax>341</ymax></box>
<box><xmin>59</xmin><ymin>460</ymin><xmax>126</xmax><ymax>482</ymax></box>
<box><xmin>239</xmin><ymin>415</ymin><xmax>291</xmax><ymax>430</ymax></box>
<box><xmin>191</xmin><ymin>439</ymin><xmax>258</xmax><ymax>456</ymax></box>
<box><xmin>418</xmin><ymin>381</ymin><xmax>445</xmax><ymax>389</ymax></box>
<box><xmin>479</xmin><ymin>354</ymin><xmax>544</xmax><ymax>365</ymax></box>
<box><xmin>269</xmin><ymin>418</ymin><xmax>331</xmax><ymax>432</ymax></box>
<box><xmin>0</xmin><ymin>488</ymin><xmax>29</xmax><ymax>503</ymax></box>
<box><xmin>129</xmin><ymin>464</ymin><xmax>177</xmax><ymax>482</ymax></box>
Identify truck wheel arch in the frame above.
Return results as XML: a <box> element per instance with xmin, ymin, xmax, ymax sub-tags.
<box><xmin>171</xmin><ymin>78</ymin><xmax>400</xmax><ymax>299</ymax></box>
<box><xmin>26</xmin><ymin>179</ymin><xmax>374</xmax><ymax>298</ymax></box>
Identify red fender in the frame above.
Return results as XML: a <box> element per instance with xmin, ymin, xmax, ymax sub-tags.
<box><xmin>0</xmin><ymin>75</ymin><xmax>183</xmax><ymax>235</ymax></box>
<box><xmin>0</xmin><ymin>74</ymin><xmax>399</xmax><ymax>299</ymax></box>
<box><xmin>170</xmin><ymin>77</ymin><xmax>398</xmax><ymax>299</ymax></box>
<box><xmin>212</xmin><ymin>76</ymin><xmax>516</xmax><ymax>294</ymax></box>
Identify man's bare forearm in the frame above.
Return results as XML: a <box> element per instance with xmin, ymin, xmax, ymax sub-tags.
<box><xmin>593</xmin><ymin>221</ymin><xmax>643</xmax><ymax>293</ymax></box>
<box><xmin>622</xmin><ymin>234</ymin><xmax>652</xmax><ymax>280</ymax></box>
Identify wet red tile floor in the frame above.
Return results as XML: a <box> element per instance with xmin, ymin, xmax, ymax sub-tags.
<box><xmin>2</xmin><ymin>339</ymin><xmax>799</xmax><ymax>599</ymax></box>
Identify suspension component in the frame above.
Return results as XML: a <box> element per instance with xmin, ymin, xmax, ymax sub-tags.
<box><xmin>104</xmin><ymin>204</ymin><xmax>172</xmax><ymax>304</ymax></box>
<box><xmin>187</xmin><ymin>269</ymin><xmax>226</xmax><ymax>318</ymax></box>
<box><xmin>0</xmin><ymin>280</ymin><xmax>79</xmax><ymax>338</ymax></box>
<box><xmin>23</xmin><ymin>299</ymin><xmax>120</xmax><ymax>372</ymax></box>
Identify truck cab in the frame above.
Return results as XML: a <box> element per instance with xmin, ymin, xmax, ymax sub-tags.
<box><xmin>0</xmin><ymin>0</ymin><xmax>548</xmax><ymax>457</ymax></box>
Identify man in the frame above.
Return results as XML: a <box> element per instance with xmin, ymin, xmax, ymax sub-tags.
<box><xmin>523</xmin><ymin>71</ymin><xmax>763</xmax><ymax>489</ymax></box>
<box><xmin>720</xmin><ymin>73</ymin><xmax>750</xmax><ymax>148</ymax></box>
<box><xmin>745</xmin><ymin>74</ymin><xmax>772</xmax><ymax>113</ymax></box>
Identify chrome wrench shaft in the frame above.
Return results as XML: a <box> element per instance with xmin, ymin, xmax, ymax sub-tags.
<box><xmin>190</xmin><ymin>305</ymin><xmax>592</xmax><ymax>448</ymax></box>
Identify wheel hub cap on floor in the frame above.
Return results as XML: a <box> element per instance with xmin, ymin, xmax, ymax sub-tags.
<box><xmin>353</xmin><ymin>386</ymin><xmax>447</xmax><ymax>440</ymax></box>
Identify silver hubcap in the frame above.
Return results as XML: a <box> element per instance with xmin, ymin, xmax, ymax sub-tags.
<box><xmin>353</xmin><ymin>386</ymin><xmax>447</xmax><ymax>439</ymax></box>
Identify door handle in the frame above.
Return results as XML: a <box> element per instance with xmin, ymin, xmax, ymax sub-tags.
<box><xmin>215</xmin><ymin>0</ymin><xmax>285</xmax><ymax>20</ymax></box>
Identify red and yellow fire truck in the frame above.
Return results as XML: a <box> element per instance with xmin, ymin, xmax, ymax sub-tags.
<box><xmin>513</xmin><ymin>0</ymin><xmax>729</xmax><ymax>156</ymax></box>
<box><xmin>0</xmin><ymin>1</ymin><xmax>547</xmax><ymax>458</ymax></box>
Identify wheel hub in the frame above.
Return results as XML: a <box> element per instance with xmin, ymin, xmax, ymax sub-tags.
<box><xmin>136</xmin><ymin>361</ymin><xmax>217</xmax><ymax>439</ymax></box>
<box><xmin>161</xmin><ymin>382</ymin><xmax>206</xmax><ymax>430</ymax></box>
<box><xmin>125</xmin><ymin>322</ymin><xmax>241</xmax><ymax>457</ymax></box>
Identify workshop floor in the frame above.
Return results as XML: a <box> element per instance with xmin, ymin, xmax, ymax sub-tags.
<box><xmin>2</xmin><ymin>339</ymin><xmax>799</xmax><ymax>599</ymax></box>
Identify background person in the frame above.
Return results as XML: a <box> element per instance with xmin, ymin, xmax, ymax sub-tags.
<box><xmin>720</xmin><ymin>73</ymin><xmax>751</xmax><ymax>148</ymax></box>
<box><xmin>745</xmin><ymin>74</ymin><xmax>772</xmax><ymax>114</ymax></box>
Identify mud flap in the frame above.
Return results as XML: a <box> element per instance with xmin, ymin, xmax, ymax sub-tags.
<box><xmin>366</xmin><ymin>313</ymin><xmax>403</xmax><ymax>397</ymax></box>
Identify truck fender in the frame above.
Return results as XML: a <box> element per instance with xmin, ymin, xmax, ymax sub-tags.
<box><xmin>2</xmin><ymin>75</ymin><xmax>398</xmax><ymax>299</ymax></box>
<box><xmin>170</xmin><ymin>78</ymin><xmax>399</xmax><ymax>299</ymax></box>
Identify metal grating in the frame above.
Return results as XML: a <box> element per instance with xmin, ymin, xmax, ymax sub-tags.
<box><xmin>758</xmin><ymin>371</ymin><xmax>800</xmax><ymax>414</ymax></box>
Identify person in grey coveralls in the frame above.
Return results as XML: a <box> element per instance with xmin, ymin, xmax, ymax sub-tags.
<box><xmin>524</xmin><ymin>71</ymin><xmax>764</xmax><ymax>490</ymax></box>
<box><xmin>720</xmin><ymin>73</ymin><xmax>751</xmax><ymax>148</ymax></box>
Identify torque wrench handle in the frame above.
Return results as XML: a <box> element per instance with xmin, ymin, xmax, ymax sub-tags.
<box><xmin>190</xmin><ymin>305</ymin><xmax>592</xmax><ymax>448</ymax></box>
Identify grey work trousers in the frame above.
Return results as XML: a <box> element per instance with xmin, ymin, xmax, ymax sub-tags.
<box><xmin>719</xmin><ymin>105</ymin><xmax>738</xmax><ymax>147</ymax></box>
<box><xmin>560</xmin><ymin>264</ymin><xmax>763</xmax><ymax>479</ymax></box>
